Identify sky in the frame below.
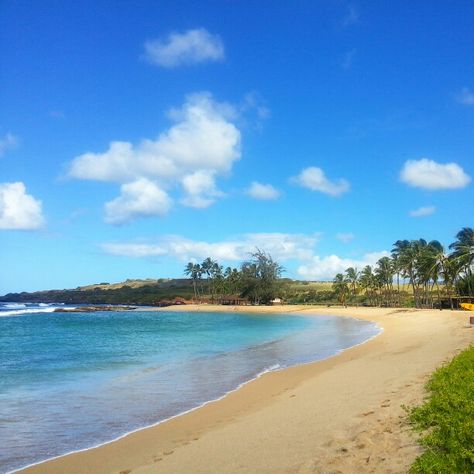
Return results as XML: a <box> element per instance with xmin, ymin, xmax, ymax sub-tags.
<box><xmin>1</xmin><ymin>1</ymin><xmax>473</xmax><ymax>294</ymax></box>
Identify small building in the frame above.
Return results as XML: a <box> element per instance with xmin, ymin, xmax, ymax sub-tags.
<box><xmin>219</xmin><ymin>296</ymin><xmax>249</xmax><ymax>306</ymax></box>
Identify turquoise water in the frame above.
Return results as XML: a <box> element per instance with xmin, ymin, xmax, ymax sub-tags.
<box><xmin>0</xmin><ymin>309</ymin><xmax>380</xmax><ymax>473</ymax></box>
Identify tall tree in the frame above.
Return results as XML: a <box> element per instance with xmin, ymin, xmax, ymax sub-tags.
<box><xmin>449</xmin><ymin>227</ymin><xmax>474</xmax><ymax>296</ymax></box>
<box><xmin>333</xmin><ymin>273</ymin><xmax>350</xmax><ymax>306</ymax></box>
<box><xmin>184</xmin><ymin>262</ymin><xmax>201</xmax><ymax>301</ymax></box>
<box><xmin>345</xmin><ymin>267</ymin><xmax>359</xmax><ymax>302</ymax></box>
<box><xmin>240</xmin><ymin>249</ymin><xmax>283</xmax><ymax>304</ymax></box>
<box><xmin>359</xmin><ymin>265</ymin><xmax>378</xmax><ymax>306</ymax></box>
<box><xmin>375</xmin><ymin>257</ymin><xmax>394</xmax><ymax>306</ymax></box>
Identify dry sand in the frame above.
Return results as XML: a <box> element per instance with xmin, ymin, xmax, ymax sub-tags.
<box><xmin>21</xmin><ymin>305</ymin><xmax>473</xmax><ymax>474</ymax></box>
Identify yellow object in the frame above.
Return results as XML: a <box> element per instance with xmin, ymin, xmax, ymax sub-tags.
<box><xmin>460</xmin><ymin>303</ymin><xmax>474</xmax><ymax>311</ymax></box>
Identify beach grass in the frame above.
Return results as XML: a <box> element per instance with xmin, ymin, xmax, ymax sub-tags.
<box><xmin>408</xmin><ymin>345</ymin><xmax>474</xmax><ymax>473</ymax></box>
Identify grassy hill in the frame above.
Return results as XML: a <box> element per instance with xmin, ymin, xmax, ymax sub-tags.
<box><xmin>0</xmin><ymin>279</ymin><xmax>196</xmax><ymax>305</ymax></box>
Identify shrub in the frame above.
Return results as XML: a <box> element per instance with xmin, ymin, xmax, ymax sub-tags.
<box><xmin>409</xmin><ymin>346</ymin><xmax>474</xmax><ymax>473</ymax></box>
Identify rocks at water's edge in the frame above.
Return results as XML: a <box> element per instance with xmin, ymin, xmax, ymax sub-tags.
<box><xmin>54</xmin><ymin>306</ymin><xmax>136</xmax><ymax>313</ymax></box>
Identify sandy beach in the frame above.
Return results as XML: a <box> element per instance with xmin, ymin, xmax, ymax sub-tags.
<box><xmin>20</xmin><ymin>306</ymin><xmax>473</xmax><ymax>474</ymax></box>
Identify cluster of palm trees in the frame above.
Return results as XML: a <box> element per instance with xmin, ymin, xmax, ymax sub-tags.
<box><xmin>333</xmin><ymin>227</ymin><xmax>474</xmax><ymax>309</ymax></box>
<box><xmin>184</xmin><ymin>257</ymin><xmax>238</xmax><ymax>302</ymax></box>
<box><xmin>184</xmin><ymin>250</ymin><xmax>283</xmax><ymax>304</ymax></box>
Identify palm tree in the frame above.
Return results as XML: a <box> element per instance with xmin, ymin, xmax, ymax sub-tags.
<box><xmin>359</xmin><ymin>265</ymin><xmax>377</xmax><ymax>306</ymax></box>
<box><xmin>345</xmin><ymin>267</ymin><xmax>359</xmax><ymax>303</ymax></box>
<box><xmin>449</xmin><ymin>227</ymin><xmax>474</xmax><ymax>296</ymax></box>
<box><xmin>333</xmin><ymin>273</ymin><xmax>350</xmax><ymax>306</ymax></box>
<box><xmin>420</xmin><ymin>240</ymin><xmax>446</xmax><ymax>309</ymax></box>
<box><xmin>184</xmin><ymin>262</ymin><xmax>201</xmax><ymax>301</ymax></box>
<box><xmin>375</xmin><ymin>257</ymin><xmax>394</xmax><ymax>306</ymax></box>
<box><xmin>395</xmin><ymin>239</ymin><xmax>431</xmax><ymax>308</ymax></box>
<box><xmin>201</xmin><ymin>257</ymin><xmax>217</xmax><ymax>297</ymax></box>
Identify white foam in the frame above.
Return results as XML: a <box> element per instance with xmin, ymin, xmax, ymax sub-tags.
<box><xmin>0</xmin><ymin>307</ymin><xmax>60</xmax><ymax>317</ymax></box>
<box><xmin>2</xmin><ymin>303</ymin><xmax>26</xmax><ymax>309</ymax></box>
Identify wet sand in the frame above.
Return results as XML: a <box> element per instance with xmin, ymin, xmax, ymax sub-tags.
<box><xmin>20</xmin><ymin>306</ymin><xmax>473</xmax><ymax>474</ymax></box>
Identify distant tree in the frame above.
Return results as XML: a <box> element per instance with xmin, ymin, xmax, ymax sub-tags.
<box><xmin>375</xmin><ymin>257</ymin><xmax>394</xmax><ymax>306</ymax></box>
<box><xmin>332</xmin><ymin>273</ymin><xmax>350</xmax><ymax>306</ymax></box>
<box><xmin>449</xmin><ymin>227</ymin><xmax>474</xmax><ymax>296</ymax></box>
<box><xmin>345</xmin><ymin>267</ymin><xmax>359</xmax><ymax>302</ymax></box>
<box><xmin>359</xmin><ymin>265</ymin><xmax>378</xmax><ymax>306</ymax></box>
<box><xmin>184</xmin><ymin>262</ymin><xmax>201</xmax><ymax>301</ymax></box>
<box><xmin>240</xmin><ymin>249</ymin><xmax>284</xmax><ymax>304</ymax></box>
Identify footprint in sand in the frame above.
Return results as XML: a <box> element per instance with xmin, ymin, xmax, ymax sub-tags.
<box><xmin>119</xmin><ymin>470</ymin><xmax>131</xmax><ymax>474</ymax></box>
<box><xmin>163</xmin><ymin>450</ymin><xmax>174</xmax><ymax>456</ymax></box>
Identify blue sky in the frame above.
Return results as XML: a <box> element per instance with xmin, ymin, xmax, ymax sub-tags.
<box><xmin>1</xmin><ymin>1</ymin><xmax>473</xmax><ymax>294</ymax></box>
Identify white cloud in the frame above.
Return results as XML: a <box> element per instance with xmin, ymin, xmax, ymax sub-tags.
<box><xmin>0</xmin><ymin>133</ymin><xmax>18</xmax><ymax>156</ymax></box>
<box><xmin>297</xmin><ymin>251</ymin><xmax>389</xmax><ymax>280</ymax></box>
<box><xmin>68</xmin><ymin>92</ymin><xmax>241</xmax><ymax>222</ymax></box>
<box><xmin>400</xmin><ymin>158</ymin><xmax>471</xmax><ymax>190</ymax></box>
<box><xmin>342</xmin><ymin>5</ymin><xmax>359</xmax><ymax>27</ymax></box>
<box><xmin>143</xmin><ymin>28</ymin><xmax>225</xmax><ymax>68</ymax></box>
<box><xmin>456</xmin><ymin>87</ymin><xmax>474</xmax><ymax>106</ymax></box>
<box><xmin>341</xmin><ymin>49</ymin><xmax>356</xmax><ymax>70</ymax></box>
<box><xmin>0</xmin><ymin>182</ymin><xmax>45</xmax><ymax>230</ymax></box>
<box><xmin>105</xmin><ymin>178</ymin><xmax>173</xmax><ymax>225</ymax></box>
<box><xmin>69</xmin><ymin>93</ymin><xmax>240</xmax><ymax>183</ymax></box>
<box><xmin>292</xmin><ymin>167</ymin><xmax>350</xmax><ymax>196</ymax></box>
<box><xmin>100</xmin><ymin>242</ymin><xmax>168</xmax><ymax>258</ymax></box>
<box><xmin>336</xmin><ymin>232</ymin><xmax>355</xmax><ymax>243</ymax></box>
<box><xmin>409</xmin><ymin>206</ymin><xmax>436</xmax><ymax>217</ymax></box>
<box><xmin>181</xmin><ymin>170</ymin><xmax>224</xmax><ymax>208</ymax></box>
<box><xmin>101</xmin><ymin>232</ymin><xmax>320</xmax><ymax>263</ymax></box>
<box><xmin>101</xmin><ymin>232</ymin><xmax>388</xmax><ymax>281</ymax></box>
<box><xmin>246</xmin><ymin>182</ymin><xmax>280</xmax><ymax>200</ymax></box>
<box><xmin>241</xmin><ymin>92</ymin><xmax>271</xmax><ymax>122</ymax></box>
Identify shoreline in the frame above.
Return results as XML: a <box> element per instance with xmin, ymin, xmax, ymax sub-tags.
<box><xmin>18</xmin><ymin>306</ymin><xmax>474</xmax><ymax>474</ymax></box>
<box><xmin>11</xmin><ymin>307</ymin><xmax>382</xmax><ymax>474</ymax></box>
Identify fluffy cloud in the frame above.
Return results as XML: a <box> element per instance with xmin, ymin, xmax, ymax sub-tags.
<box><xmin>143</xmin><ymin>28</ymin><xmax>225</xmax><ymax>68</ymax></box>
<box><xmin>105</xmin><ymin>178</ymin><xmax>173</xmax><ymax>225</ymax></box>
<box><xmin>0</xmin><ymin>133</ymin><xmax>18</xmax><ymax>156</ymax></box>
<box><xmin>101</xmin><ymin>232</ymin><xmax>387</xmax><ymax>280</ymax></box>
<box><xmin>336</xmin><ymin>232</ymin><xmax>355</xmax><ymax>243</ymax></box>
<box><xmin>0</xmin><ymin>182</ymin><xmax>45</xmax><ymax>230</ymax></box>
<box><xmin>101</xmin><ymin>232</ymin><xmax>320</xmax><ymax>263</ymax></box>
<box><xmin>400</xmin><ymin>158</ymin><xmax>471</xmax><ymax>190</ymax></box>
<box><xmin>180</xmin><ymin>171</ymin><xmax>224</xmax><ymax>208</ymax></box>
<box><xmin>246</xmin><ymin>182</ymin><xmax>280</xmax><ymax>200</ymax></box>
<box><xmin>297</xmin><ymin>251</ymin><xmax>389</xmax><ymax>280</ymax></box>
<box><xmin>68</xmin><ymin>92</ymin><xmax>241</xmax><ymax>222</ymax></box>
<box><xmin>409</xmin><ymin>206</ymin><xmax>436</xmax><ymax>217</ymax></box>
<box><xmin>456</xmin><ymin>87</ymin><xmax>474</xmax><ymax>106</ymax></box>
<box><xmin>292</xmin><ymin>167</ymin><xmax>350</xmax><ymax>196</ymax></box>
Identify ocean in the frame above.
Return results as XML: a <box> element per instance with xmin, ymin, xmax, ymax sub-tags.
<box><xmin>0</xmin><ymin>304</ymin><xmax>381</xmax><ymax>473</ymax></box>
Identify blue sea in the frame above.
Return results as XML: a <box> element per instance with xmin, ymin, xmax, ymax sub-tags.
<box><xmin>0</xmin><ymin>303</ymin><xmax>381</xmax><ymax>473</ymax></box>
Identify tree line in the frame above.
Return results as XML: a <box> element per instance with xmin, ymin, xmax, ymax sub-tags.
<box><xmin>332</xmin><ymin>227</ymin><xmax>474</xmax><ymax>309</ymax></box>
<box><xmin>184</xmin><ymin>249</ymin><xmax>284</xmax><ymax>305</ymax></box>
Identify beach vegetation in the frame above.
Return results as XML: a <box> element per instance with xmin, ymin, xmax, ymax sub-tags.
<box><xmin>330</xmin><ymin>227</ymin><xmax>474</xmax><ymax>310</ymax></box>
<box><xmin>182</xmin><ymin>249</ymin><xmax>284</xmax><ymax>305</ymax></box>
<box><xmin>332</xmin><ymin>273</ymin><xmax>350</xmax><ymax>305</ymax></box>
<box><xmin>1</xmin><ymin>227</ymin><xmax>472</xmax><ymax>309</ymax></box>
<box><xmin>408</xmin><ymin>345</ymin><xmax>474</xmax><ymax>473</ymax></box>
